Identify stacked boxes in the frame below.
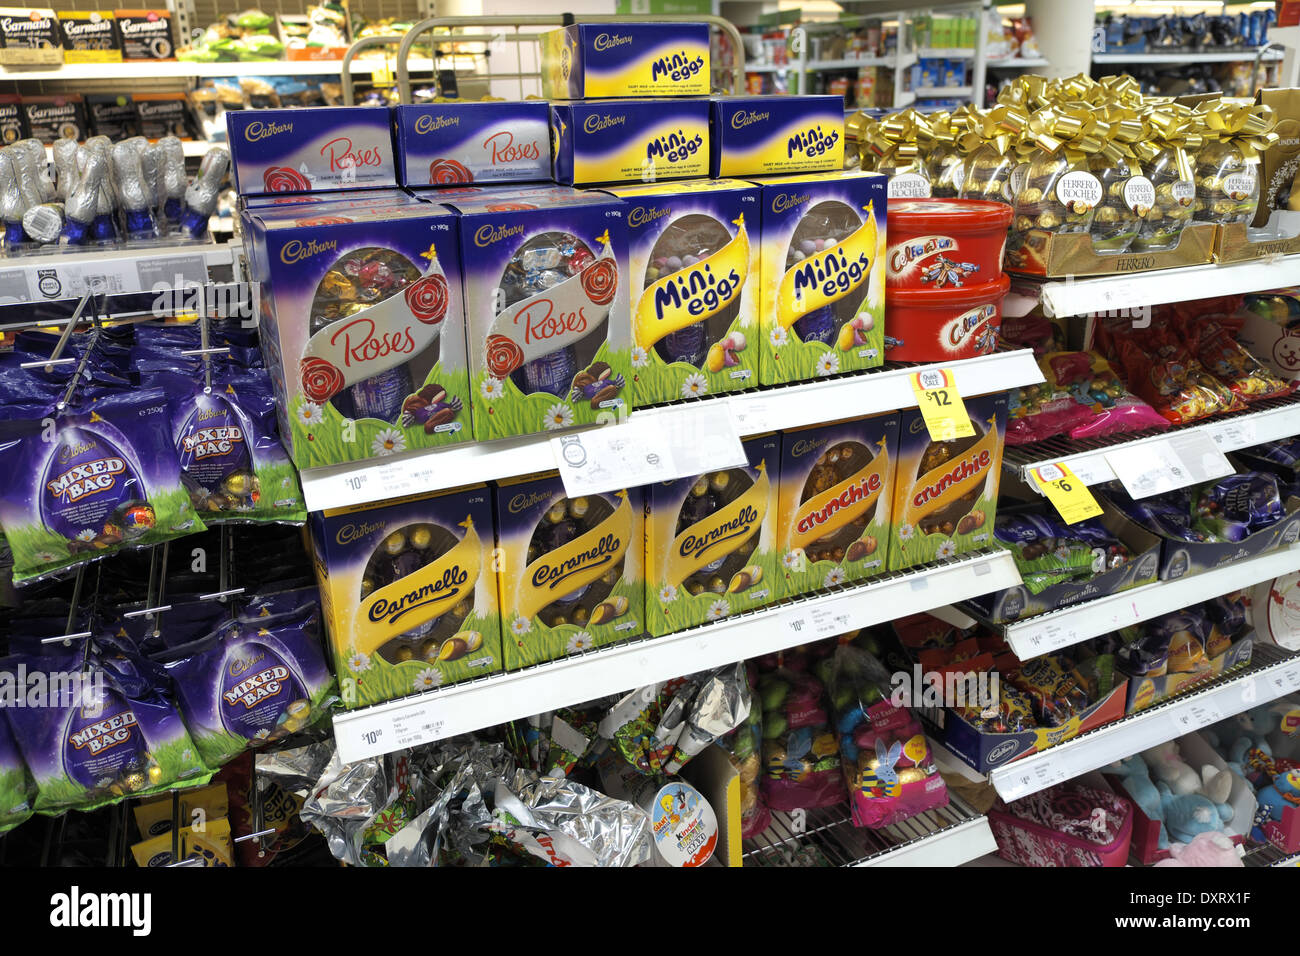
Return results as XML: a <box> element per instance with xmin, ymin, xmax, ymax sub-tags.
<box><xmin>392</xmin><ymin>101</ymin><xmax>551</xmax><ymax>186</ymax></box>
<box><xmin>540</xmin><ymin>22</ymin><xmax>711</xmax><ymax>99</ymax></box>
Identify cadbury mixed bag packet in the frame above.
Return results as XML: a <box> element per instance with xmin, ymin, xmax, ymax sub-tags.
<box><xmin>0</xmin><ymin>714</ymin><xmax>34</xmax><ymax>834</ymax></box>
<box><xmin>162</xmin><ymin>607</ymin><xmax>335</xmax><ymax>767</ymax></box>
<box><xmin>0</xmin><ymin>388</ymin><xmax>207</xmax><ymax>583</ymax></box>
<box><xmin>1</xmin><ymin>644</ymin><xmax>210</xmax><ymax>813</ymax></box>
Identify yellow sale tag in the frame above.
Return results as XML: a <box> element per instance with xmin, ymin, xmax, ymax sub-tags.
<box><xmin>1030</xmin><ymin>462</ymin><xmax>1104</xmax><ymax>524</ymax></box>
<box><xmin>909</xmin><ymin>368</ymin><xmax>975</xmax><ymax>442</ymax></box>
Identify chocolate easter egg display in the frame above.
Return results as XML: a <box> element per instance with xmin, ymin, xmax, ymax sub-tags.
<box><xmin>914</xmin><ymin>419</ymin><xmax>986</xmax><ymax>536</ymax></box>
<box><xmin>644</xmin><ymin>214</ymin><xmax>737</xmax><ymax>368</ymax></box>
<box><xmin>217</xmin><ymin>639</ymin><xmax>309</xmax><ymax>743</ymax></box>
<box><xmin>799</xmin><ymin>441</ymin><xmax>875</xmax><ymax>563</ymax></box>
<box><xmin>526</xmin><ymin>494</ymin><xmax>619</xmax><ymax>628</ymax></box>
<box><xmin>177</xmin><ymin>391</ymin><xmax>253</xmax><ymax>507</ymax></box>
<box><xmin>783</xmin><ymin>201</ymin><xmax>867</xmax><ymax>346</ymax></box>
<box><xmin>41</xmin><ymin>425</ymin><xmax>145</xmax><ymax>548</ymax></box>
<box><xmin>61</xmin><ymin>684</ymin><xmax>150</xmax><ymax>791</ymax></box>
<box><xmin>675</xmin><ymin>468</ymin><xmax>758</xmax><ymax>596</ymax></box>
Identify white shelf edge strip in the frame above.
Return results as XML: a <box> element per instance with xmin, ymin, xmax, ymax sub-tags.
<box><xmin>987</xmin><ymin>649</ymin><xmax>1300</xmax><ymax>801</ymax></box>
<box><xmin>1039</xmin><ymin>254</ymin><xmax>1300</xmax><ymax>319</ymax></box>
<box><xmin>1014</xmin><ymin>396</ymin><xmax>1300</xmax><ymax>488</ymax></box>
<box><xmin>299</xmin><ymin>349</ymin><xmax>1044</xmax><ymax>512</ymax></box>
<box><xmin>331</xmin><ymin>549</ymin><xmax>1021</xmax><ymax>763</ymax></box>
<box><xmin>858</xmin><ymin>815</ymin><xmax>997</xmax><ymax>867</ymax></box>
<box><xmin>0</xmin><ymin>58</ymin><xmax>439</xmax><ymax>80</ymax></box>
<box><xmin>998</xmin><ymin>544</ymin><xmax>1300</xmax><ymax>659</ymax></box>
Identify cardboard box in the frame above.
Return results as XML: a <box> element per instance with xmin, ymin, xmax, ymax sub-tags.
<box><xmin>227</xmin><ymin>106</ymin><xmax>397</xmax><ymax>196</ymax></box>
<box><xmin>0</xmin><ymin>94</ymin><xmax>26</xmax><ymax>145</ymax></box>
<box><xmin>85</xmin><ymin>92</ymin><xmax>139</xmax><ymax>140</ymax></box>
<box><xmin>710</xmin><ymin>95</ymin><xmax>844</xmax><ymax>178</ymax></box>
<box><xmin>551</xmin><ymin>98</ymin><xmax>710</xmax><ymax>186</ymax></box>
<box><xmin>442</xmin><ymin>185</ymin><xmax>632</xmax><ymax>442</ymax></box>
<box><xmin>242</xmin><ymin>199</ymin><xmax>471</xmax><ymax>469</ymax></box>
<box><xmin>1004</xmin><ymin>221</ymin><xmax>1216</xmax><ymax>277</ymax></box>
<box><xmin>601</xmin><ymin>178</ymin><xmax>761</xmax><ymax>405</ymax></box>
<box><xmin>887</xmin><ymin>392</ymin><xmax>1006</xmax><ymax>572</ymax></box>
<box><xmin>493</xmin><ymin>474</ymin><xmax>643</xmax><ymax>670</ymax></box>
<box><xmin>309</xmin><ymin>486</ymin><xmax>503</xmax><ymax>709</ymax></box>
<box><xmin>540</xmin><ymin>22</ymin><xmax>710</xmax><ymax>99</ymax></box>
<box><xmin>58</xmin><ymin>9</ymin><xmax>119</xmax><ymax>62</ymax></box>
<box><xmin>645</xmin><ymin>432</ymin><xmax>783</xmax><ymax>636</ymax></box>
<box><xmin>1152</xmin><ymin>497</ymin><xmax>1300</xmax><ymax>581</ymax></box>
<box><xmin>393</xmin><ymin>101</ymin><xmax>549</xmax><ymax>187</ymax></box>
<box><xmin>21</xmin><ymin>94</ymin><xmax>84</xmax><ymax>142</ymax></box>
<box><xmin>114</xmin><ymin>8</ymin><xmax>171</xmax><ymax>60</ymax></box>
<box><xmin>134</xmin><ymin>91</ymin><xmax>192</xmax><ymax>140</ymax></box>
<box><xmin>777</xmin><ymin>412</ymin><xmax>898</xmax><ymax>597</ymax></box>
<box><xmin>1122</xmin><ymin>636</ymin><xmax>1254</xmax><ymax>714</ymax></box>
<box><xmin>1213</xmin><ymin>214</ymin><xmax>1300</xmax><ymax>264</ymax></box>
<box><xmin>748</xmin><ymin>170</ymin><xmax>887</xmax><ymax>386</ymax></box>
<box><xmin>0</xmin><ymin>7</ymin><xmax>61</xmax><ymax>65</ymax></box>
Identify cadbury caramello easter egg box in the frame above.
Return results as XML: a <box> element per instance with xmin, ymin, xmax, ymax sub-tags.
<box><xmin>244</xmin><ymin>198</ymin><xmax>471</xmax><ymax>470</ymax></box>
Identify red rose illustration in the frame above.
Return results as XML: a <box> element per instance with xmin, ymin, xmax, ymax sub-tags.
<box><xmin>567</xmin><ymin>247</ymin><xmax>594</xmax><ymax>275</ymax></box>
<box><xmin>485</xmin><ymin>334</ymin><xmax>525</xmax><ymax>377</ymax></box>
<box><xmin>485</xmin><ymin>202</ymin><xmax>537</xmax><ymax>212</ymax></box>
<box><xmin>429</xmin><ymin>159</ymin><xmax>472</xmax><ymax>185</ymax></box>
<box><xmin>580</xmin><ymin>257</ymin><xmax>617</xmax><ymax>306</ymax></box>
<box><xmin>295</xmin><ymin>215</ymin><xmax>353</xmax><ymax>227</ymax></box>
<box><xmin>405</xmin><ymin>274</ymin><xmax>448</xmax><ymax>325</ymax></box>
<box><xmin>263</xmin><ymin>166</ymin><xmax>312</xmax><ymax>192</ymax></box>
<box><xmin>300</xmin><ymin>356</ymin><xmax>345</xmax><ymax>403</ymax></box>
<box><xmin>272</xmin><ymin>196</ymin><xmax>316</xmax><ymax>205</ymax></box>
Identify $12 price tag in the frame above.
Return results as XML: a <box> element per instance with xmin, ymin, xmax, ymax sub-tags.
<box><xmin>1030</xmin><ymin>462</ymin><xmax>1103</xmax><ymax>525</ymax></box>
<box><xmin>909</xmin><ymin>368</ymin><xmax>974</xmax><ymax>442</ymax></box>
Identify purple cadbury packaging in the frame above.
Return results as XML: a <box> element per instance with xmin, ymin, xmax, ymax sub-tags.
<box><xmin>226</xmin><ymin>106</ymin><xmax>398</xmax><ymax>196</ymax></box>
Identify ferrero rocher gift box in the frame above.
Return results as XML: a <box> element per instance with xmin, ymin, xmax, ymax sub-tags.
<box><xmin>778</xmin><ymin>413</ymin><xmax>899</xmax><ymax>598</ymax></box>
<box><xmin>550</xmin><ymin>98</ymin><xmax>710</xmax><ymax>186</ymax></box>
<box><xmin>494</xmin><ymin>473</ymin><xmax>644</xmax><ymax>669</ymax></box>
<box><xmin>749</xmin><ymin>171</ymin><xmax>887</xmax><ymax>386</ymax></box>
<box><xmin>443</xmin><ymin>185</ymin><xmax>632</xmax><ymax>442</ymax></box>
<box><xmin>645</xmin><ymin>432</ymin><xmax>783</xmax><ymax>636</ymax></box>
<box><xmin>309</xmin><ymin>486</ymin><xmax>502</xmax><ymax>709</ymax></box>
<box><xmin>710</xmin><ymin>95</ymin><xmax>845</xmax><ymax>178</ymax></box>
<box><xmin>243</xmin><ymin>197</ymin><xmax>472</xmax><ymax>469</ymax></box>
<box><xmin>602</xmin><ymin>179</ymin><xmax>760</xmax><ymax>405</ymax></box>
<box><xmin>887</xmin><ymin>392</ymin><xmax>1006</xmax><ymax>572</ymax></box>
<box><xmin>227</xmin><ymin>106</ymin><xmax>398</xmax><ymax>196</ymax></box>
<box><xmin>393</xmin><ymin>101</ymin><xmax>550</xmax><ymax>187</ymax></box>
<box><xmin>540</xmin><ymin>22</ymin><xmax>710</xmax><ymax>100</ymax></box>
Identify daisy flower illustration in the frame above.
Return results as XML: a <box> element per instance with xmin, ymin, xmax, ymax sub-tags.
<box><xmin>783</xmin><ymin>549</ymin><xmax>806</xmax><ymax>571</ymax></box>
<box><xmin>371</xmin><ymin>428</ymin><xmax>405</xmax><ymax>457</ymax></box>
<box><xmin>1054</xmin><ymin>544</ymin><xmax>1072</xmax><ymax>562</ymax></box>
<box><xmin>706</xmin><ymin>598</ymin><xmax>731</xmax><ymax>621</ymax></box>
<box><xmin>769</xmin><ymin>326</ymin><xmax>789</xmax><ymax>348</ymax></box>
<box><xmin>566</xmin><ymin>631</ymin><xmax>594</xmax><ymax>655</ymax></box>
<box><xmin>510</xmin><ymin>616</ymin><xmax>532</xmax><ymax>636</ymax></box>
<box><xmin>543</xmin><ymin>403</ymin><xmax>575</xmax><ymax>431</ymax></box>
<box><xmin>347</xmin><ymin>652</ymin><xmax>371</xmax><ymax>673</ymax></box>
<box><xmin>815</xmin><ymin>352</ymin><xmax>840</xmax><ymax>376</ymax></box>
<box><xmin>76</xmin><ymin>529</ymin><xmax>96</xmax><ymax>542</ymax></box>
<box><xmin>413</xmin><ymin>668</ymin><xmax>444</xmax><ymax>692</ymax></box>
<box><xmin>631</xmin><ymin>346</ymin><xmax>649</xmax><ymax>368</ymax></box>
<box><xmin>254</xmin><ymin>728</ymin><xmax>271</xmax><ymax>740</ymax></box>
<box><xmin>681</xmin><ymin>373</ymin><xmax>708</xmax><ymax>399</ymax></box>
<box><xmin>480</xmin><ymin>376</ymin><xmax>504</xmax><ymax>400</ymax></box>
<box><xmin>898</xmin><ymin>523</ymin><xmax>916</xmax><ymax>542</ymax></box>
<box><xmin>34</xmin><ymin>550</ymin><xmax>59</xmax><ymax>564</ymax></box>
<box><xmin>659</xmin><ymin>584</ymin><xmax>678</xmax><ymax>603</ymax></box>
<box><xmin>936</xmin><ymin>539</ymin><xmax>958</xmax><ymax>559</ymax></box>
<box><xmin>297</xmin><ymin>402</ymin><xmax>324</xmax><ymax>427</ymax></box>
<box><xmin>824</xmin><ymin>567</ymin><xmax>847</xmax><ymax>588</ymax></box>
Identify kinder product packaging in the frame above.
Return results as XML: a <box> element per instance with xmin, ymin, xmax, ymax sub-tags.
<box><xmin>751</xmin><ymin>172</ymin><xmax>887</xmax><ymax>385</ymax></box>
<box><xmin>541</xmin><ymin>22</ymin><xmax>710</xmax><ymax>99</ymax></box>
<box><xmin>393</xmin><ymin>101</ymin><xmax>550</xmax><ymax>186</ymax></box>
<box><xmin>887</xmin><ymin>392</ymin><xmax>1006</xmax><ymax>571</ymax></box>
<box><xmin>550</xmin><ymin>99</ymin><xmax>710</xmax><ymax>186</ymax></box>
<box><xmin>445</xmin><ymin>186</ymin><xmax>632</xmax><ymax>442</ymax></box>
<box><xmin>494</xmin><ymin>474</ymin><xmax>643</xmax><ymax>669</ymax></box>
<box><xmin>243</xmin><ymin>200</ymin><xmax>470</xmax><ymax>469</ymax></box>
<box><xmin>778</xmin><ymin>413</ymin><xmax>899</xmax><ymax>597</ymax></box>
<box><xmin>711</xmin><ymin>96</ymin><xmax>845</xmax><ymax>178</ymax></box>
<box><xmin>645</xmin><ymin>433</ymin><xmax>782</xmax><ymax>636</ymax></box>
<box><xmin>227</xmin><ymin>106</ymin><xmax>397</xmax><ymax>196</ymax></box>
<box><xmin>309</xmin><ymin>487</ymin><xmax>502</xmax><ymax>709</ymax></box>
<box><xmin>604</xmin><ymin>179</ymin><xmax>760</xmax><ymax>405</ymax></box>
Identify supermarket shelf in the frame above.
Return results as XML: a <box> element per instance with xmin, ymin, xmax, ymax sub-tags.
<box><xmin>915</xmin><ymin>86</ymin><xmax>973</xmax><ymax>97</ymax></box>
<box><xmin>1005</xmin><ymin>391</ymin><xmax>1300</xmax><ymax>489</ymax></box>
<box><xmin>987</xmin><ymin>644</ymin><xmax>1300</xmax><ymax>801</ymax></box>
<box><xmin>741</xmin><ymin>797</ymin><xmax>996</xmax><ymax>867</ymax></box>
<box><xmin>1034</xmin><ymin>253</ymin><xmax>1300</xmax><ymax>318</ymax></box>
<box><xmin>917</xmin><ymin>47</ymin><xmax>976</xmax><ymax>59</ymax></box>
<box><xmin>298</xmin><ymin>348</ymin><xmax>1043</xmax><ymax>512</ymax></box>
<box><xmin>974</xmin><ymin>543</ymin><xmax>1300</xmax><ymax>659</ymax></box>
<box><xmin>1244</xmin><ymin>843</ymin><xmax>1300</xmax><ymax>867</ymax></box>
<box><xmin>0</xmin><ymin>58</ymin><xmax>438</xmax><ymax>81</ymax></box>
<box><xmin>986</xmin><ymin>57</ymin><xmax>1049</xmax><ymax>68</ymax></box>
<box><xmin>896</xmin><ymin>90</ymin><xmax>917</xmax><ymax>108</ymax></box>
<box><xmin>1093</xmin><ymin>49</ymin><xmax>1284</xmax><ymax>64</ymax></box>
<box><xmin>807</xmin><ymin>57</ymin><xmax>889</xmax><ymax>69</ymax></box>
<box><xmin>744</xmin><ymin>63</ymin><xmax>792</xmax><ymax>72</ymax></box>
<box><xmin>330</xmin><ymin>549</ymin><xmax>1021</xmax><ymax>762</ymax></box>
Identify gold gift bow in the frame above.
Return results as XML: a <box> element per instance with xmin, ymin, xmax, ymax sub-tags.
<box><xmin>1194</xmin><ymin>98</ymin><xmax>1280</xmax><ymax>164</ymax></box>
<box><xmin>1025</xmin><ymin>102</ymin><xmax>1124</xmax><ymax>166</ymax></box>
<box><xmin>1142</xmin><ymin>102</ymin><xmax>1205</xmax><ymax>182</ymax></box>
<box><xmin>860</xmin><ymin>107</ymin><xmax>935</xmax><ymax>175</ymax></box>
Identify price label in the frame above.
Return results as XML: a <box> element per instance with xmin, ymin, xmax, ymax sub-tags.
<box><xmin>1003</xmin><ymin>760</ymin><xmax>1069</xmax><ymax>800</ymax></box>
<box><xmin>1105</xmin><ymin>432</ymin><xmax>1232</xmax><ymax>500</ymax></box>
<box><xmin>909</xmin><ymin>368</ymin><xmax>974</xmax><ymax>441</ymax></box>
<box><xmin>1171</xmin><ymin>700</ymin><xmax>1225</xmax><ymax>735</ymax></box>
<box><xmin>730</xmin><ymin>399</ymin><xmax>768</xmax><ymax>433</ymax></box>
<box><xmin>1213</xmin><ymin>418</ymin><xmax>1259</xmax><ymax>451</ymax></box>
<box><xmin>1030</xmin><ymin>462</ymin><xmax>1103</xmax><ymax>524</ymax></box>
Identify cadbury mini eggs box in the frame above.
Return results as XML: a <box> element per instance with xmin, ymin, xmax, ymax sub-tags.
<box><xmin>778</xmin><ymin>413</ymin><xmax>899</xmax><ymax>598</ymax></box>
<box><xmin>244</xmin><ymin>199</ymin><xmax>470</xmax><ymax>469</ymax></box>
<box><xmin>750</xmin><ymin>171</ymin><xmax>887</xmax><ymax>386</ymax></box>
<box><xmin>711</xmin><ymin>96</ymin><xmax>846</xmax><ymax>178</ymax></box>
<box><xmin>443</xmin><ymin>186</ymin><xmax>632</xmax><ymax>441</ymax></box>
<box><xmin>603</xmin><ymin>179</ymin><xmax>760</xmax><ymax>405</ymax></box>
<box><xmin>309</xmin><ymin>486</ymin><xmax>502</xmax><ymax>709</ymax></box>
<box><xmin>550</xmin><ymin>99</ymin><xmax>710</xmax><ymax>186</ymax></box>
<box><xmin>393</xmin><ymin>101</ymin><xmax>550</xmax><ymax>187</ymax></box>
<box><xmin>645</xmin><ymin>432</ymin><xmax>783</xmax><ymax>636</ymax></box>
<box><xmin>226</xmin><ymin>106</ymin><xmax>397</xmax><ymax>196</ymax></box>
<box><xmin>541</xmin><ymin>22</ymin><xmax>709</xmax><ymax>100</ymax></box>
<box><xmin>494</xmin><ymin>473</ymin><xmax>643</xmax><ymax>669</ymax></box>
<box><xmin>887</xmin><ymin>392</ymin><xmax>1006</xmax><ymax>572</ymax></box>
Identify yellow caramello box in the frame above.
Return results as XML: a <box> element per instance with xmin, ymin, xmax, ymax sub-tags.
<box><xmin>542</xmin><ymin>22</ymin><xmax>710</xmax><ymax>99</ymax></box>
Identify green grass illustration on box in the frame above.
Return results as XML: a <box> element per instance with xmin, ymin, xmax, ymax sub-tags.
<box><xmin>341</xmin><ymin>610</ymin><xmax>504</xmax><ymax>704</ymax></box>
<box><xmin>650</xmin><ymin>549</ymin><xmax>781</xmax><ymax>635</ymax></box>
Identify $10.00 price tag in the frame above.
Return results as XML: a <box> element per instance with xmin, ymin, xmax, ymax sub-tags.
<box><xmin>1030</xmin><ymin>462</ymin><xmax>1103</xmax><ymax>525</ymax></box>
<box><xmin>909</xmin><ymin>368</ymin><xmax>974</xmax><ymax>442</ymax></box>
